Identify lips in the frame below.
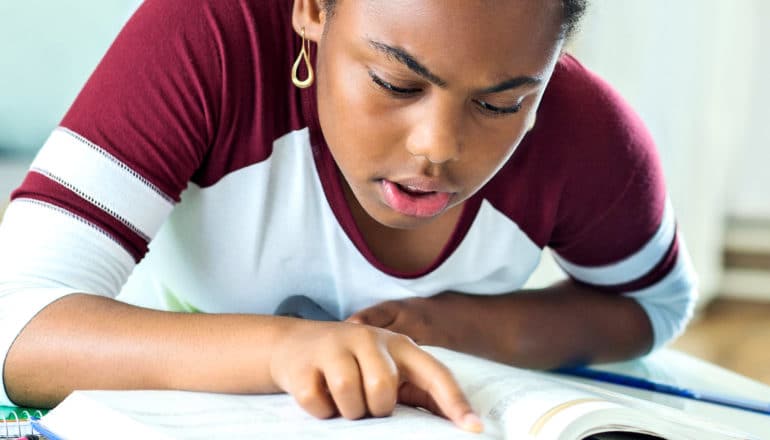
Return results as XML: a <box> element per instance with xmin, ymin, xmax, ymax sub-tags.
<box><xmin>380</xmin><ymin>179</ymin><xmax>453</xmax><ymax>218</ymax></box>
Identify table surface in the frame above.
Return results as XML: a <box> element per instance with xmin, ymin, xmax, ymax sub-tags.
<box><xmin>569</xmin><ymin>348</ymin><xmax>770</xmax><ymax>438</ymax></box>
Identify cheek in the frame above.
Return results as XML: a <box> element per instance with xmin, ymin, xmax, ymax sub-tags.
<box><xmin>334</xmin><ymin>80</ymin><xmax>406</xmax><ymax>141</ymax></box>
<box><xmin>469</xmin><ymin>111</ymin><xmax>529</xmax><ymax>153</ymax></box>
<box><xmin>457</xmin><ymin>118</ymin><xmax>531</xmax><ymax>185</ymax></box>
<box><xmin>322</xmin><ymin>75</ymin><xmax>407</xmax><ymax>157</ymax></box>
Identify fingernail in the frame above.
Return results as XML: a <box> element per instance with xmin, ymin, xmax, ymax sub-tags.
<box><xmin>461</xmin><ymin>412</ymin><xmax>483</xmax><ymax>433</ymax></box>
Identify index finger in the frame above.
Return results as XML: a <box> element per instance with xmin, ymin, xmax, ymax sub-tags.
<box><xmin>391</xmin><ymin>341</ymin><xmax>483</xmax><ymax>433</ymax></box>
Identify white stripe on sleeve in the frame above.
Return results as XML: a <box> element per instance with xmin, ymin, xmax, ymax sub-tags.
<box><xmin>623</xmin><ymin>238</ymin><xmax>698</xmax><ymax>351</ymax></box>
<box><xmin>30</xmin><ymin>127</ymin><xmax>175</xmax><ymax>240</ymax></box>
<box><xmin>0</xmin><ymin>199</ymin><xmax>136</xmax><ymax>406</ymax></box>
<box><xmin>553</xmin><ymin>198</ymin><xmax>676</xmax><ymax>286</ymax></box>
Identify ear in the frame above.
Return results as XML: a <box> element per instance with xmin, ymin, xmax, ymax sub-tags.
<box><xmin>292</xmin><ymin>0</ymin><xmax>326</xmax><ymax>43</ymax></box>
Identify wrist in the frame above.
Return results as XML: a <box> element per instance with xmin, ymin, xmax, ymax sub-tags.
<box><xmin>266</xmin><ymin>316</ymin><xmax>318</xmax><ymax>391</ymax></box>
<box><xmin>427</xmin><ymin>292</ymin><xmax>491</xmax><ymax>353</ymax></box>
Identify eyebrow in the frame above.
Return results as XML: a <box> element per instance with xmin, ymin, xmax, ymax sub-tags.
<box><xmin>367</xmin><ymin>39</ymin><xmax>543</xmax><ymax>93</ymax></box>
<box><xmin>479</xmin><ymin>76</ymin><xmax>542</xmax><ymax>94</ymax></box>
<box><xmin>368</xmin><ymin>40</ymin><xmax>447</xmax><ymax>87</ymax></box>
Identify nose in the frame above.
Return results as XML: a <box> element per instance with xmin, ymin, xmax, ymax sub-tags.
<box><xmin>405</xmin><ymin>101</ymin><xmax>463</xmax><ymax>164</ymax></box>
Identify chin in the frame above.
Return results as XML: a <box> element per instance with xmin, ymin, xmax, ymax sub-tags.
<box><xmin>370</xmin><ymin>205</ymin><xmax>446</xmax><ymax>230</ymax></box>
<box><xmin>378</xmin><ymin>216</ymin><xmax>430</xmax><ymax>230</ymax></box>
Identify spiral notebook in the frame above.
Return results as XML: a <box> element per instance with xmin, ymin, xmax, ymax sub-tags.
<box><xmin>1</xmin><ymin>407</ymin><xmax>45</xmax><ymax>439</ymax></box>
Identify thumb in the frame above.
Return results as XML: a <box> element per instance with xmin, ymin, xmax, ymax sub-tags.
<box><xmin>345</xmin><ymin>301</ymin><xmax>399</xmax><ymax>328</ymax></box>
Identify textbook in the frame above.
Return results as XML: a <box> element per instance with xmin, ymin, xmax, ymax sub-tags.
<box><xmin>31</xmin><ymin>347</ymin><xmax>754</xmax><ymax>440</ymax></box>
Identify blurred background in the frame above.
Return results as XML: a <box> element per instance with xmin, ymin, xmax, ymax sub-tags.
<box><xmin>1</xmin><ymin>1</ymin><xmax>768</xmax><ymax>382</ymax></box>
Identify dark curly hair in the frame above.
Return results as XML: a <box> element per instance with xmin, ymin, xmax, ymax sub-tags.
<box><xmin>320</xmin><ymin>0</ymin><xmax>589</xmax><ymax>40</ymax></box>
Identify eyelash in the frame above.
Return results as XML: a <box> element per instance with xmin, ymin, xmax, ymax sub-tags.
<box><xmin>369</xmin><ymin>72</ymin><xmax>420</xmax><ymax>97</ymax></box>
<box><xmin>369</xmin><ymin>71</ymin><xmax>523</xmax><ymax>116</ymax></box>
<box><xmin>473</xmin><ymin>99</ymin><xmax>523</xmax><ymax>116</ymax></box>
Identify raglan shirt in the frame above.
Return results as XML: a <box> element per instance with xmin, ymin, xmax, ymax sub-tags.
<box><xmin>0</xmin><ymin>0</ymin><xmax>696</xmax><ymax>406</ymax></box>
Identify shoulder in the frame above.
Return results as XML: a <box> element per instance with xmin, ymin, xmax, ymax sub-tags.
<box><xmin>61</xmin><ymin>0</ymin><xmax>303</xmax><ymax>191</ymax></box>
<box><xmin>122</xmin><ymin>0</ymin><xmax>293</xmax><ymax>58</ymax></box>
<box><xmin>527</xmin><ymin>53</ymin><xmax>664</xmax><ymax>210</ymax></box>
<box><xmin>482</xmin><ymin>54</ymin><xmax>666</xmax><ymax>253</ymax></box>
<box><xmin>496</xmin><ymin>53</ymin><xmax>660</xmax><ymax>196</ymax></box>
<box><xmin>535</xmin><ymin>55</ymin><xmax>668</xmax><ymax>262</ymax></box>
<box><xmin>536</xmin><ymin>53</ymin><xmax>657</xmax><ymax>165</ymax></box>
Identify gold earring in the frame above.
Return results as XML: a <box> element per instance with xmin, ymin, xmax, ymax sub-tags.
<box><xmin>292</xmin><ymin>27</ymin><xmax>314</xmax><ymax>89</ymax></box>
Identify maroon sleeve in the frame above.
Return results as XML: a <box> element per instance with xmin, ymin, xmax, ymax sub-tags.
<box><xmin>545</xmin><ymin>55</ymin><xmax>676</xmax><ymax>291</ymax></box>
<box><xmin>11</xmin><ymin>0</ymin><xmax>303</xmax><ymax>261</ymax></box>
<box><xmin>59</xmin><ymin>0</ymin><xmax>229</xmax><ymax>198</ymax></box>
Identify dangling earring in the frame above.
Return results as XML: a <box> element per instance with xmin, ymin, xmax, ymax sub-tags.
<box><xmin>292</xmin><ymin>27</ymin><xmax>314</xmax><ymax>89</ymax></box>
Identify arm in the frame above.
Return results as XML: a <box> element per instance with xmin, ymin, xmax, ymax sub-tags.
<box><xmin>5</xmin><ymin>294</ymin><xmax>286</xmax><ymax>405</ymax></box>
<box><xmin>347</xmin><ymin>280</ymin><xmax>654</xmax><ymax>369</ymax></box>
<box><xmin>0</xmin><ymin>180</ymin><xmax>478</xmax><ymax>428</ymax></box>
<box><xmin>5</xmin><ymin>293</ymin><xmax>481</xmax><ymax>431</ymax></box>
<box><xmin>348</xmin><ymin>228</ymin><xmax>698</xmax><ymax>368</ymax></box>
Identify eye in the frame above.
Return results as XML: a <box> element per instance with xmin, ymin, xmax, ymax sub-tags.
<box><xmin>369</xmin><ymin>71</ymin><xmax>421</xmax><ymax>97</ymax></box>
<box><xmin>473</xmin><ymin>99</ymin><xmax>523</xmax><ymax>117</ymax></box>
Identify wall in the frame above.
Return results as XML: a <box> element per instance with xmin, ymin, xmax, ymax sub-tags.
<box><xmin>726</xmin><ymin>1</ymin><xmax>770</xmax><ymax>220</ymax></box>
<box><xmin>540</xmin><ymin>0</ymin><xmax>763</xmax><ymax>305</ymax></box>
<box><xmin>0</xmin><ymin>0</ymin><xmax>143</xmax><ymax>202</ymax></box>
<box><xmin>0</xmin><ymin>0</ymin><xmax>142</xmax><ymax>155</ymax></box>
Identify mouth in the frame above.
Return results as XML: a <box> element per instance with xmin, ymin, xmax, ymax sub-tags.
<box><xmin>380</xmin><ymin>179</ymin><xmax>454</xmax><ymax>218</ymax></box>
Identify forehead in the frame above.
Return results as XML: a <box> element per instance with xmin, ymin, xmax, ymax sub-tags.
<box><xmin>330</xmin><ymin>0</ymin><xmax>564</xmax><ymax>85</ymax></box>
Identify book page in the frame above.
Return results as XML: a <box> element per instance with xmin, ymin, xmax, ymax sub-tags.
<box><xmin>424</xmin><ymin>346</ymin><xmax>612</xmax><ymax>438</ymax></box>
<box><xmin>38</xmin><ymin>346</ymin><xmax>755</xmax><ymax>440</ymax></box>
<box><xmin>44</xmin><ymin>389</ymin><xmax>501</xmax><ymax>440</ymax></box>
<box><xmin>423</xmin><ymin>347</ymin><xmax>755</xmax><ymax>440</ymax></box>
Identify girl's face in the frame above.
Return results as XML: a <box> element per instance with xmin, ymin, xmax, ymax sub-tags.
<box><xmin>313</xmin><ymin>0</ymin><xmax>564</xmax><ymax>230</ymax></box>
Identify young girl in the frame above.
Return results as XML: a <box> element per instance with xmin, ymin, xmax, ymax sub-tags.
<box><xmin>0</xmin><ymin>0</ymin><xmax>696</xmax><ymax>432</ymax></box>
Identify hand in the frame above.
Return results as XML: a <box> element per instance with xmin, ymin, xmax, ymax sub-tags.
<box><xmin>345</xmin><ymin>293</ymin><xmax>474</xmax><ymax>349</ymax></box>
<box><xmin>269</xmin><ymin>319</ymin><xmax>483</xmax><ymax>432</ymax></box>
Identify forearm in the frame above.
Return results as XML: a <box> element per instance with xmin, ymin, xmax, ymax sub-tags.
<box><xmin>443</xmin><ymin>280</ymin><xmax>654</xmax><ymax>368</ymax></box>
<box><xmin>4</xmin><ymin>294</ymin><xmax>292</xmax><ymax>407</ymax></box>
<box><xmin>6</xmin><ymin>293</ymin><xmax>483</xmax><ymax>431</ymax></box>
<box><xmin>360</xmin><ymin>280</ymin><xmax>655</xmax><ymax>369</ymax></box>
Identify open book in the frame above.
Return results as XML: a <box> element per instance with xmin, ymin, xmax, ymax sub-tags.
<box><xmin>32</xmin><ymin>347</ymin><xmax>754</xmax><ymax>440</ymax></box>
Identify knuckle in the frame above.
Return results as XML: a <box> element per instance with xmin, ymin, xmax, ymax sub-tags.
<box><xmin>348</xmin><ymin>322</ymin><xmax>370</xmax><ymax>335</ymax></box>
<box><xmin>327</xmin><ymin>375</ymin><xmax>357</xmax><ymax>395</ymax></box>
<box><xmin>392</xmin><ymin>331</ymin><xmax>417</xmax><ymax>346</ymax></box>
<box><xmin>366</xmin><ymin>380</ymin><xmax>398</xmax><ymax>418</ymax></box>
<box><xmin>365</xmin><ymin>372</ymin><xmax>398</xmax><ymax>394</ymax></box>
<box><xmin>341</xmin><ymin>405</ymin><xmax>368</xmax><ymax>420</ymax></box>
<box><xmin>313</xmin><ymin>405</ymin><xmax>337</xmax><ymax>419</ymax></box>
<box><xmin>352</xmin><ymin>324</ymin><xmax>381</xmax><ymax>344</ymax></box>
<box><xmin>293</xmin><ymin>387</ymin><xmax>336</xmax><ymax>419</ymax></box>
<box><xmin>369</xmin><ymin>402</ymin><xmax>395</xmax><ymax>418</ymax></box>
<box><xmin>433</xmin><ymin>363</ymin><xmax>455</xmax><ymax>384</ymax></box>
<box><xmin>294</xmin><ymin>387</ymin><xmax>322</xmax><ymax>408</ymax></box>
